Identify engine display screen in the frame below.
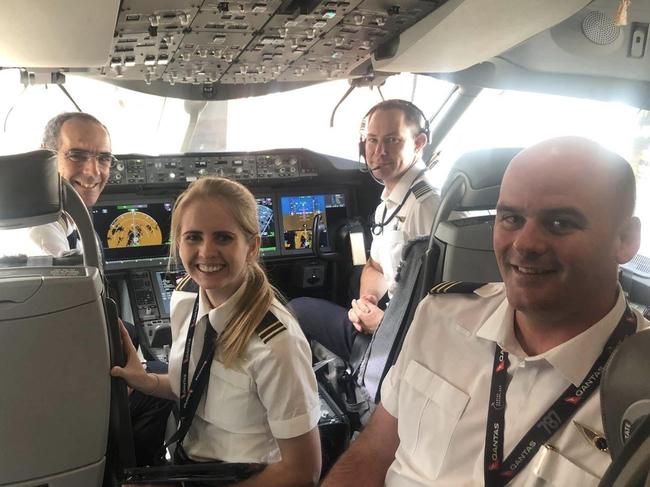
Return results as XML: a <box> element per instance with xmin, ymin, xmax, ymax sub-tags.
<box><xmin>152</xmin><ymin>269</ymin><xmax>187</xmax><ymax>317</ymax></box>
<box><xmin>256</xmin><ymin>196</ymin><xmax>277</xmax><ymax>254</ymax></box>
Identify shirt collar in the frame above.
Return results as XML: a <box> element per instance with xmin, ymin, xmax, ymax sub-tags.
<box><xmin>477</xmin><ymin>286</ymin><xmax>628</xmax><ymax>386</ymax></box>
<box><xmin>381</xmin><ymin>160</ymin><xmax>426</xmax><ymax>205</ymax></box>
<box><xmin>476</xmin><ymin>295</ymin><xmax>526</xmax><ymax>357</ymax></box>
<box><xmin>543</xmin><ymin>288</ymin><xmax>627</xmax><ymax>386</ymax></box>
<box><xmin>197</xmin><ymin>283</ymin><xmax>246</xmax><ymax>334</ymax></box>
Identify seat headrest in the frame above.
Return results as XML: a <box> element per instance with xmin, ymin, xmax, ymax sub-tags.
<box><xmin>601</xmin><ymin>327</ymin><xmax>650</xmax><ymax>460</ymax></box>
<box><xmin>0</xmin><ymin>150</ymin><xmax>61</xmax><ymax>229</ymax></box>
<box><xmin>441</xmin><ymin>147</ymin><xmax>522</xmax><ymax>210</ymax></box>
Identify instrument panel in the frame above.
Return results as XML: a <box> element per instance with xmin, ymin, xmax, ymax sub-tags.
<box><xmin>96</xmin><ymin>189</ymin><xmax>351</xmax><ymax>270</ymax></box>
<box><xmin>108</xmin><ymin>150</ymin><xmax>325</xmax><ymax>186</ymax></box>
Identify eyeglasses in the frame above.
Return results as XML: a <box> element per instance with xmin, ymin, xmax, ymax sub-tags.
<box><xmin>63</xmin><ymin>149</ymin><xmax>117</xmax><ymax>168</ymax></box>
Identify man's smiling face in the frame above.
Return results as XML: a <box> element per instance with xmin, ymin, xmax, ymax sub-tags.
<box><xmin>493</xmin><ymin>138</ymin><xmax>631</xmax><ymax>319</ymax></box>
<box><xmin>56</xmin><ymin>118</ymin><xmax>111</xmax><ymax>207</ymax></box>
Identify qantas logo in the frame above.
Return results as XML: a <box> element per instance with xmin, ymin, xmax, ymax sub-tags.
<box><xmin>490</xmin><ymin>422</ymin><xmax>500</xmax><ymax>463</ymax></box>
<box><xmin>509</xmin><ymin>441</ymin><xmax>537</xmax><ymax>472</ymax></box>
<box><xmin>495</xmin><ymin>349</ymin><xmax>507</xmax><ymax>372</ymax></box>
<box><xmin>564</xmin><ymin>395</ymin><xmax>581</xmax><ymax>405</ymax></box>
<box><xmin>566</xmin><ymin>365</ymin><xmax>604</xmax><ymax>405</ymax></box>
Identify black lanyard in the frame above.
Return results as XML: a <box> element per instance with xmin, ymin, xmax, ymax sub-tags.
<box><xmin>165</xmin><ymin>295</ymin><xmax>218</xmax><ymax>450</ymax></box>
<box><xmin>371</xmin><ymin>169</ymin><xmax>426</xmax><ymax>236</ymax></box>
<box><xmin>484</xmin><ymin>306</ymin><xmax>637</xmax><ymax>486</ymax></box>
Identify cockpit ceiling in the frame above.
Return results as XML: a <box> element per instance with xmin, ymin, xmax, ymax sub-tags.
<box><xmin>430</xmin><ymin>0</ymin><xmax>650</xmax><ymax>109</ymax></box>
<box><xmin>0</xmin><ymin>0</ymin><xmax>592</xmax><ymax>101</ymax></box>
<box><xmin>1</xmin><ymin>0</ymin><xmax>447</xmax><ymax>99</ymax></box>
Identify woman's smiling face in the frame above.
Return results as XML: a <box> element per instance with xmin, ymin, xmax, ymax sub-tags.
<box><xmin>178</xmin><ymin>197</ymin><xmax>259</xmax><ymax>306</ymax></box>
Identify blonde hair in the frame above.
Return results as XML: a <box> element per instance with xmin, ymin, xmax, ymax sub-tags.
<box><xmin>170</xmin><ymin>177</ymin><xmax>275</xmax><ymax>367</ymax></box>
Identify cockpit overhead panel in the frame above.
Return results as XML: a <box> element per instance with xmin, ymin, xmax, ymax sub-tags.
<box><xmin>98</xmin><ymin>0</ymin><xmax>448</xmax><ymax>98</ymax></box>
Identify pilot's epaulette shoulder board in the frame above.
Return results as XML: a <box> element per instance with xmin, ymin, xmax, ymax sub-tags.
<box><xmin>412</xmin><ymin>179</ymin><xmax>434</xmax><ymax>200</ymax></box>
<box><xmin>176</xmin><ymin>275</ymin><xmax>199</xmax><ymax>293</ymax></box>
<box><xmin>256</xmin><ymin>311</ymin><xmax>286</xmax><ymax>344</ymax></box>
<box><xmin>429</xmin><ymin>281</ymin><xmax>485</xmax><ymax>295</ymax></box>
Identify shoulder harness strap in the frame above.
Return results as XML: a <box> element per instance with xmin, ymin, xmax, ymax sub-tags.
<box><xmin>429</xmin><ymin>280</ymin><xmax>485</xmax><ymax>294</ymax></box>
<box><xmin>411</xmin><ymin>179</ymin><xmax>434</xmax><ymax>201</ymax></box>
<box><xmin>256</xmin><ymin>311</ymin><xmax>286</xmax><ymax>344</ymax></box>
<box><xmin>175</xmin><ymin>275</ymin><xmax>199</xmax><ymax>293</ymax></box>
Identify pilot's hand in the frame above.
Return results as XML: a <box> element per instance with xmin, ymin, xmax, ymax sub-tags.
<box><xmin>110</xmin><ymin>319</ymin><xmax>151</xmax><ymax>394</ymax></box>
<box><xmin>348</xmin><ymin>295</ymin><xmax>384</xmax><ymax>334</ymax></box>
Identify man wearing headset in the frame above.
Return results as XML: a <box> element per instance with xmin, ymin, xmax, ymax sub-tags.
<box><xmin>291</xmin><ymin>99</ymin><xmax>440</xmax><ymax>362</ymax></box>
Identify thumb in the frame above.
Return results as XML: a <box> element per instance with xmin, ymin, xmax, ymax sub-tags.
<box><xmin>110</xmin><ymin>366</ymin><xmax>125</xmax><ymax>378</ymax></box>
<box><xmin>362</xmin><ymin>294</ymin><xmax>379</xmax><ymax>305</ymax></box>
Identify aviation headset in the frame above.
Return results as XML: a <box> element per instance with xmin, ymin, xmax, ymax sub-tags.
<box><xmin>358</xmin><ymin>99</ymin><xmax>431</xmax><ymax>163</ymax></box>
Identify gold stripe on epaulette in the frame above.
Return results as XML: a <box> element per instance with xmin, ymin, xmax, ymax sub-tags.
<box><xmin>258</xmin><ymin>320</ymin><xmax>286</xmax><ymax>343</ymax></box>
<box><xmin>175</xmin><ymin>274</ymin><xmax>192</xmax><ymax>291</ymax></box>
<box><xmin>412</xmin><ymin>180</ymin><xmax>433</xmax><ymax>199</ymax></box>
<box><xmin>262</xmin><ymin>327</ymin><xmax>286</xmax><ymax>343</ymax></box>
<box><xmin>429</xmin><ymin>280</ymin><xmax>461</xmax><ymax>294</ymax></box>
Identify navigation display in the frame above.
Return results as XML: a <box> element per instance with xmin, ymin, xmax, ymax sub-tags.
<box><xmin>280</xmin><ymin>193</ymin><xmax>346</xmax><ymax>253</ymax></box>
<box><xmin>256</xmin><ymin>196</ymin><xmax>277</xmax><ymax>254</ymax></box>
<box><xmin>153</xmin><ymin>269</ymin><xmax>187</xmax><ymax>317</ymax></box>
<box><xmin>92</xmin><ymin>200</ymin><xmax>173</xmax><ymax>261</ymax></box>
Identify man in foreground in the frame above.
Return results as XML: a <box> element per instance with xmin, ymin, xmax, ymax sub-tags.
<box><xmin>322</xmin><ymin>136</ymin><xmax>647</xmax><ymax>486</ymax></box>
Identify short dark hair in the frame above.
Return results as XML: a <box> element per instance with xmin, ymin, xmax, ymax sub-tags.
<box><xmin>41</xmin><ymin>112</ymin><xmax>110</xmax><ymax>151</ymax></box>
<box><xmin>363</xmin><ymin>99</ymin><xmax>429</xmax><ymax>138</ymax></box>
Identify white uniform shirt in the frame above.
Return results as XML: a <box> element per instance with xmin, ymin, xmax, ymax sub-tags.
<box><xmin>168</xmin><ymin>285</ymin><xmax>321</xmax><ymax>463</ymax></box>
<box><xmin>381</xmin><ymin>283</ymin><xmax>649</xmax><ymax>487</ymax></box>
<box><xmin>369</xmin><ymin>161</ymin><xmax>438</xmax><ymax>296</ymax></box>
<box><xmin>26</xmin><ymin>220</ymin><xmax>72</xmax><ymax>256</ymax></box>
<box><xmin>0</xmin><ymin>220</ymin><xmax>71</xmax><ymax>257</ymax></box>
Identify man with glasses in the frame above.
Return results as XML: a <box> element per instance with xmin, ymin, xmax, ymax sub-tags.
<box><xmin>26</xmin><ymin>112</ymin><xmax>114</xmax><ymax>255</ymax></box>
<box><xmin>28</xmin><ymin>112</ymin><xmax>172</xmax><ymax>467</ymax></box>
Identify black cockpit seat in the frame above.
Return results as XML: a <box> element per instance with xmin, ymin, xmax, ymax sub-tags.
<box><xmin>598</xmin><ymin>327</ymin><xmax>650</xmax><ymax>487</ymax></box>
<box><xmin>352</xmin><ymin>148</ymin><xmax>521</xmax><ymax>419</ymax></box>
<box><xmin>0</xmin><ymin>150</ymin><xmax>134</xmax><ymax>486</ymax></box>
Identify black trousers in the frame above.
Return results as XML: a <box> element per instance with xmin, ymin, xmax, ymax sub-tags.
<box><xmin>130</xmin><ymin>387</ymin><xmax>174</xmax><ymax>466</ymax></box>
<box><xmin>288</xmin><ymin>297</ymin><xmax>359</xmax><ymax>363</ymax></box>
<box><xmin>124</xmin><ymin>321</ymin><xmax>174</xmax><ymax>466</ymax></box>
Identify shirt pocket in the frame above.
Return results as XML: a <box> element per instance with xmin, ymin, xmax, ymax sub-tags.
<box><xmin>398</xmin><ymin>360</ymin><xmax>469</xmax><ymax>479</ymax></box>
<box><xmin>521</xmin><ymin>445</ymin><xmax>600</xmax><ymax>487</ymax></box>
<box><xmin>202</xmin><ymin>362</ymin><xmax>267</xmax><ymax>434</ymax></box>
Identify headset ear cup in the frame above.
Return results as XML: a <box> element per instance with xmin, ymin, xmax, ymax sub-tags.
<box><xmin>359</xmin><ymin>138</ymin><xmax>366</xmax><ymax>161</ymax></box>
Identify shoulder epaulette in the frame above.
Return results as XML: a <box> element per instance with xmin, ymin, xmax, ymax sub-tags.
<box><xmin>256</xmin><ymin>311</ymin><xmax>286</xmax><ymax>344</ymax></box>
<box><xmin>176</xmin><ymin>275</ymin><xmax>199</xmax><ymax>293</ymax></box>
<box><xmin>429</xmin><ymin>281</ymin><xmax>485</xmax><ymax>294</ymax></box>
<box><xmin>411</xmin><ymin>179</ymin><xmax>434</xmax><ymax>200</ymax></box>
